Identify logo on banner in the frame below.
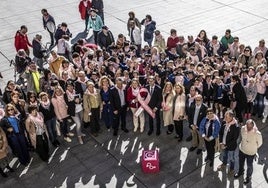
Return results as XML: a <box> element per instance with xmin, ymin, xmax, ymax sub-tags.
<box><xmin>144</xmin><ymin>150</ymin><xmax>157</xmax><ymax>161</ymax></box>
<box><xmin>146</xmin><ymin>162</ymin><xmax>156</xmax><ymax>169</ymax></box>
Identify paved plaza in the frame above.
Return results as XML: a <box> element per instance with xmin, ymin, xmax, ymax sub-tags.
<box><xmin>0</xmin><ymin>0</ymin><xmax>268</xmax><ymax>187</ymax></box>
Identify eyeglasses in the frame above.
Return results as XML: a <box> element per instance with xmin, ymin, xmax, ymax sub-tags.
<box><xmin>7</xmin><ymin>108</ymin><xmax>14</xmax><ymax>112</ymax></box>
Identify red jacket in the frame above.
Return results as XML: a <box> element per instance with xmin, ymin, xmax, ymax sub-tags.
<box><xmin>14</xmin><ymin>31</ymin><xmax>32</xmax><ymax>52</ymax></box>
<box><xmin>79</xmin><ymin>0</ymin><xmax>92</xmax><ymax>20</ymax></box>
<box><xmin>167</xmin><ymin>36</ymin><xmax>179</xmax><ymax>50</ymax></box>
<box><xmin>126</xmin><ymin>87</ymin><xmax>147</xmax><ymax>108</ymax></box>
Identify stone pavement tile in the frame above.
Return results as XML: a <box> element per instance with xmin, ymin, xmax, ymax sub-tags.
<box><xmin>0</xmin><ymin>177</ymin><xmax>25</xmax><ymax>188</ymax></box>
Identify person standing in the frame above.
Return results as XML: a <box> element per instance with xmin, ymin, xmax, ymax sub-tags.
<box><xmin>41</xmin><ymin>9</ymin><xmax>56</xmax><ymax>48</ymax></box>
<box><xmin>88</xmin><ymin>8</ymin><xmax>103</xmax><ymax>44</ymax></box>
<box><xmin>162</xmin><ymin>82</ymin><xmax>175</xmax><ymax>134</ymax></box>
<box><xmin>97</xmin><ymin>25</ymin><xmax>115</xmax><ymax>50</ymax></box>
<box><xmin>146</xmin><ymin>75</ymin><xmax>162</xmax><ymax>136</ymax></box>
<box><xmin>129</xmin><ymin>21</ymin><xmax>142</xmax><ymax>57</ymax></box>
<box><xmin>78</xmin><ymin>0</ymin><xmax>92</xmax><ymax>31</ymax></box>
<box><xmin>64</xmin><ymin>80</ymin><xmax>85</xmax><ymax>144</ymax></box>
<box><xmin>172</xmin><ymin>83</ymin><xmax>186</xmax><ymax>142</ymax></box>
<box><xmin>54</xmin><ymin>22</ymin><xmax>72</xmax><ymax>44</ymax></box>
<box><xmin>32</xmin><ymin>34</ymin><xmax>46</xmax><ymax>70</ymax></box>
<box><xmin>25</xmin><ymin>105</ymin><xmax>49</xmax><ymax>162</ymax></box>
<box><xmin>126</xmin><ymin>78</ymin><xmax>146</xmax><ymax>133</ymax></box>
<box><xmin>230</xmin><ymin>75</ymin><xmax>247</xmax><ymax>124</ymax></box>
<box><xmin>110</xmin><ymin>78</ymin><xmax>129</xmax><ymax>136</ymax></box>
<box><xmin>127</xmin><ymin>11</ymin><xmax>141</xmax><ymax>36</ymax></box>
<box><xmin>217</xmin><ymin>110</ymin><xmax>240</xmax><ymax>175</ymax></box>
<box><xmin>199</xmin><ymin>108</ymin><xmax>221</xmax><ymax>167</ymax></box>
<box><xmin>91</xmin><ymin>0</ymin><xmax>104</xmax><ymax>24</ymax></box>
<box><xmin>39</xmin><ymin>92</ymin><xmax>60</xmax><ymax>147</ymax></box>
<box><xmin>14</xmin><ymin>25</ymin><xmax>32</xmax><ymax>55</ymax></box>
<box><xmin>83</xmin><ymin>81</ymin><xmax>102</xmax><ymax>137</ymax></box>
<box><xmin>0</xmin><ymin>104</ymin><xmax>30</xmax><ymax>166</ymax></box>
<box><xmin>0</xmin><ymin>127</ymin><xmax>14</xmax><ymax>178</ymax></box>
<box><xmin>188</xmin><ymin>94</ymin><xmax>207</xmax><ymax>154</ymax></box>
<box><xmin>141</xmin><ymin>15</ymin><xmax>156</xmax><ymax>47</ymax></box>
<box><xmin>51</xmin><ymin>86</ymin><xmax>74</xmax><ymax>143</ymax></box>
<box><xmin>234</xmin><ymin>119</ymin><xmax>263</xmax><ymax>184</ymax></box>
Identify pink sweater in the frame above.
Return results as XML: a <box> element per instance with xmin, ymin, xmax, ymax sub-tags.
<box><xmin>51</xmin><ymin>96</ymin><xmax>69</xmax><ymax>120</ymax></box>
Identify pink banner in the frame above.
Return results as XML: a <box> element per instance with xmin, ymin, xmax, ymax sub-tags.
<box><xmin>136</xmin><ymin>88</ymin><xmax>155</xmax><ymax>118</ymax></box>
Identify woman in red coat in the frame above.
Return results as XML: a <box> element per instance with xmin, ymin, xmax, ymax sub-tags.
<box><xmin>126</xmin><ymin>78</ymin><xmax>147</xmax><ymax>133</ymax></box>
<box><xmin>78</xmin><ymin>0</ymin><xmax>92</xmax><ymax>31</ymax></box>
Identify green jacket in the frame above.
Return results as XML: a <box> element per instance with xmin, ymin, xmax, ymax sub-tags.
<box><xmin>88</xmin><ymin>15</ymin><xmax>103</xmax><ymax>31</ymax></box>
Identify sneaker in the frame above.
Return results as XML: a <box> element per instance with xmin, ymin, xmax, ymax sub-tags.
<box><xmin>244</xmin><ymin>113</ymin><xmax>248</xmax><ymax>119</ymax></box>
<box><xmin>78</xmin><ymin>136</ymin><xmax>83</xmax><ymax>144</ymax></box>
<box><xmin>133</xmin><ymin>127</ymin><xmax>137</xmax><ymax>132</ymax></box>
<box><xmin>67</xmin><ymin>133</ymin><xmax>74</xmax><ymax>137</ymax></box>
<box><xmin>64</xmin><ymin>137</ymin><xmax>72</xmax><ymax>142</ymax></box>
<box><xmin>140</xmin><ymin>128</ymin><xmax>144</xmax><ymax>133</ymax></box>
<box><xmin>166</xmin><ymin>130</ymin><xmax>172</xmax><ymax>135</ymax></box>
<box><xmin>262</xmin><ymin>117</ymin><xmax>266</xmax><ymax>123</ymax></box>
<box><xmin>248</xmin><ymin>113</ymin><xmax>251</xmax><ymax>119</ymax></box>
<box><xmin>217</xmin><ymin>164</ymin><xmax>226</xmax><ymax>171</ymax></box>
<box><xmin>81</xmin><ymin>133</ymin><xmax>86</xmax><ymax>137</ymax></box>
<box><xmin>243</xmin><ymin>177</ymin><xmax>251</xmax><ymax>184</ymax></box>
<box><xmin>234</xmin><ymin>172</ymin><xmax>243</xmax><ymax>179</ymax></box>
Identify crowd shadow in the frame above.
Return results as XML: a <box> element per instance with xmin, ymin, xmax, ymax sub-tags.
<box><xmin>70</xmin><ymin>31</ymin><xmax>94</xmax><ymax>45</ymax></box>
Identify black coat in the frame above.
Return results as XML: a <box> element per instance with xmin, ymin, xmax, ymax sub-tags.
<box><xmin>39</xmin><ymin>103</ymin><xmax>56</xmax><ymax>122</ymax></box>
<box><xmin>109</xmin><ymin>86</ymin><xmax>127</xmax><ymax>112</ymax></box>
<box><xmin>232</xmin><ymin>82</ymin><xmax>247</xmax><ymax>109</ymax></box>
<box><xmin>145</xmin><ymin>84</ymin><xmax>162</xmax><ymax>110</ymax></box>
<box><xmin>219</xmin><ymin>121</ymin><xmax>240</xmax><ymax>151</ymax></box>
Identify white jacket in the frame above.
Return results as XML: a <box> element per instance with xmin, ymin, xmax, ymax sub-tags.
<box><xmin>130</xmin><ymin>27</ymin><xmax>142</xmax><ymax>45</ymax></box>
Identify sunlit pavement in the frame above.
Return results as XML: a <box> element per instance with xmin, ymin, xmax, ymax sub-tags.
<box><xmin>0</xmin><ymin>0</ymin><xmax>268</xmax><ymax>187</ymax></box>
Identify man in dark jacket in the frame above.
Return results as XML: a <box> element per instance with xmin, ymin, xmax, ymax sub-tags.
<box><xmin>110</xmin><ymin>78</ymin><xmax>129</xmax><ymax>136</ymax></box>
<box><xmin>97</xmin><ymin>26</ymin><xmax>114</xmax><ymax>50</ymax></box>
<box><xmin>188</xmin><ymin>94</ymin><xmax>207</xmax><ymax>154</ymax></box>
<box><xmin>32</xmin><ymin>34</ymin><xmax>46</xmax><ymax>70</ymax></box>
<box><xmin>146</xmin><ymin>75</ymin><xmax>162</xmax><ymax>136</ymax></box>
<box><xmin>218</xmin><ymin>110</ymin><xmax>240</xmax><ymax>174</ymax></box>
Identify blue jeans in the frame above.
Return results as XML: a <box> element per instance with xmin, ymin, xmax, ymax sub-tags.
<box><xmin>238</xmin><ymin>150</ymin><xmax>255</xmax><ymax>177</ymax></box>
<box><xmin>45</xmin><ymin>117</ymin><xmax>57</xmax><ymax>143</ymax></box>
<box><xmin>254</xmin><ymin>93</ymin><xmax>264</xmax><ymax>117</ymax></box>
<box><xmin>220</xmin><ymin>147</ymin><xmax>239</xmax><ymax>173</ymax></box>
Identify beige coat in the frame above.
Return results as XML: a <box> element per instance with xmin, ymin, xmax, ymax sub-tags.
<box><xmin>83</xmin><ymin>89</ymin><xmax>102</xmax><ymax>123</ymax></box>
<box><xmin>0</xmin><ymin>127</ymin><xmax>8</xmax><ymax>159</ymax></box>
<box><xmin>25</xmin><ymin>116</ymin><xmax>48</xmax><ymax>149</ymax></box>
<box><xmin>162</xmin><ymin>92</ymin><xmax>175</xmax><ymax>126</ymax></box>
<box><xmin>173</xmin><ymin>94</ymin><xmax>186</xmax><ymax>120</ymax></box>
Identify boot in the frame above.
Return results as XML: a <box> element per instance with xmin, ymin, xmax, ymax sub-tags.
<box><xmin>6</xmin><ymin>165</ymin><xmax>14</xmax><ymax>172</ymax></box>
<box><xmin>0</xmin><ymin>168</ymin><xmax>8</xmax><ymax>178</ymax></box>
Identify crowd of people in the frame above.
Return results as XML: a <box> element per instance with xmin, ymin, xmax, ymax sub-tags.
<box><xmin>0</xmin><ymin>0</ymin><xmax>264</xmax><ymax>184</ymax></box>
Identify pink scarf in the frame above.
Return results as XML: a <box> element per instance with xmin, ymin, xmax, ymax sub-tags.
<box><xmin>136</xmin><ymin>88</ymin><xmax>155</xmax><ymax>118</ymax></box>
<box><xmin>40</xmin><ymin>100</ymin><xmax>50</xmax><ymax>110</ymax></box>
<box><xmin>29</xmin><ymin>113</ymin><xmax>44</xmax><ymax>129</ymax></box>
<box><xmin>66</xmin><ymin>89</ymin><xmax>76</xmax><ymax>101</ymax></box>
